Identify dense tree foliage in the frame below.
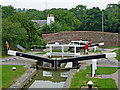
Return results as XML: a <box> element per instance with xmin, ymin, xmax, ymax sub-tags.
<box><xmin>23</xmin><ymin>4</ymin><xmax>119</xmax><ymax>33</ymax></box>
<box><xmin>2</xmin><ymin>6</ymin><xmax>46</xmax><ymax>55</ymax></box>
<box><xmin>25</xmin><ymin>9</ymin><xmax>46</xmax><ymax>20</ymax></box>
<box><xmin>1</xmin><ymin>4</ymin><xmax>119</xmax><ymax>55</ymax></box>
<box><xmin>103</xmin><ymin>4</ymin><xmax>119</xmax><ymax>32</ymax></box>
<box><xmin>2</xmin><ymin>5</ymin><xmax>16</xmax><ymax>18</ymax></box>
<box><xmin>69</xmin><ymin>4</ymin><xmax>119</xmax><ymax>32</ymax></box>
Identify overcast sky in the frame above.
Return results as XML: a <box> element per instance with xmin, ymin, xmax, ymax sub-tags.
<box><xmin>0</xmin><ymin>0</ymin><xmax>119</xmax><ymax>10</ymax></box>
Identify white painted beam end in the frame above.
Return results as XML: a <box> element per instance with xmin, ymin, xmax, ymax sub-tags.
<box><xmin>105</xmin><ymin>53</ymin><xmax>116</xmax><ymax>58</ymax></box>
<box><xmin>8</xmin><ymin>50</ymin><xmax>17</xmax><ymax>56</ymax></box>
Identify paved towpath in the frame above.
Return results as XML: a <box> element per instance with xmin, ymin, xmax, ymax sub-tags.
<box><xmin>0</xmin><ymin>51</ymin><xmax>41</xmax><ymax>68</ymax></box>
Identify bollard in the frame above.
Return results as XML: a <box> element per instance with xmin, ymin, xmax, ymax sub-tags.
<box><xmin>87</xmin><ymin>81</ymin><xmax>93</xmax><ymax>89</ymax></box>
<box><xmin>12</xmin><ymin>67</ymin><xmax>16</xmax><ymax>71</ymax></box>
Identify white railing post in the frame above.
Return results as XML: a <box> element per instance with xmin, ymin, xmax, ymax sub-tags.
<box><xmin>50</xmin><ymin>46</ymin><xmax>52</xmax><ymax>58</ymax></box>
<box><xmin>62</xmin><ymin>46</ymin><xmax>64</xmax><ymax>58</ymax></box>
<box><xmin>74</xmin><ymin>46</ymin><xmax>76</xmax><ymax>57</ymax></box>
<box><xmin>92</xmin><ymin>59</ymin><xmax>96</xmax><ymax>77</ymax></box>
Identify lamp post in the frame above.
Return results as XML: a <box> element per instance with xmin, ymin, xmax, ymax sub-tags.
<box><xmin>102</xmin><ymin>11</ymin><xmax>104</xmax><ymax>32</ymax></box>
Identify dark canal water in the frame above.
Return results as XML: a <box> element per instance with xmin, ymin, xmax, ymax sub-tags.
<box><xmin>24</xmin><ymin>68</ymin><xmax>69</xmax><ymax>88</ymax></box>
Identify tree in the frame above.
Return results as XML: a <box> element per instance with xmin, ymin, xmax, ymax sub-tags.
<box><xmin>104</xmin><ymin>4</ymin><xmax>119</xmax><ymax>33</ymax></box>
<box><xmin>48</xmin><ymin>8</ymin><xmax>81</xmax><ymax>31</ymax></box>
<box><xmin>84</xmin><ymin>7</ymin><xmax>102</xmax><ymax>31</ymax></box>
<box><xmin>2</xmin><ymin>5</ymin><xmax>16</xmax><ymax>18</ymax></box>
<box><xmin>25</xmin><ymin>9</ymin><xmax>46</xmax><ymax>20</ymax></box>
<box><xmin>2</xmin><ymin>18</ymin><xmax>27</xmax><ymax>55</ymax></box>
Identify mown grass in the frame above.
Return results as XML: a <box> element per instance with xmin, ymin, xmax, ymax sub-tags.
<box><xmin>23</xmin><ymin>50</ymin><xmax>32</xmax><ymax>53</ymax></box>
<box><xmin>52</xmin><ymin>49</ymin><xmax>67</xmax><ymax>52</ymax></box>
<box><xmin>113</xmin><ymin>49</ymin><xmax>120</xmax><ymax>61</ymax></box>
<box><xmin>0</xmin><ymin>65</ymin><xmax>2</xmax><ymax>89</ymax></box>
<box><xmin>0</xmin><ymin>55</ymin><xmax>13</xmax><ymax>59</ymax></box>
<box><xmin>36</xmin><ymin>49</ymin><xmax>68</xmax><ymax>54</ymax></box>
<box><xmin>36</xmin><ymin>52</ymin><xmax>47</xmax><ymax>54</ymax></box>
<box><xmin>88</xmin><ymin>50</ymin><xmax>101</xmax><ymax>53</ymax></box>
<box><xmin>70</xmin><ymin>66</ymin><xmax>118</xmax><ymax>88</ymax></box>
<box><xmin>87</xmin><ymin>67</ymin><xmax>118</xmax><ymax>75</ymax></box>
<box><xmin>104</xmin><ymin>46</ymin><xmax>120</xmax><ymax>49</ymax></box>
<box><xmin>2</xmin><ymin>65</ymin><xmax>25</xmax><ymax>88</ymax></box>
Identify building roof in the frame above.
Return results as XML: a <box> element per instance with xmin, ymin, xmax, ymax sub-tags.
<box><xmin>32</xmin><ymin>20</ymin><xmax>47</xmax><ymax>27</ymax></box>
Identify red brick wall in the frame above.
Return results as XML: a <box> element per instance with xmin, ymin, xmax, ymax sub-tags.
<box><xmin>42</xmin><ymin>31</ymin><xmax>118</xmax><ymax>47</ymax></box>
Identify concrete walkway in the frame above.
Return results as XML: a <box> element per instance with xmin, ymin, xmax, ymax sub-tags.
<box><xmin>0</xmin><ymin>51</ymin><xmax>42</xmax><ymax>68</ymax></box>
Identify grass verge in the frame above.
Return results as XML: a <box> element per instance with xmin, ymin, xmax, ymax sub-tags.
<box><xmin>2</xmin><ymin>65</ymin><xmax>25</xmax><ymax>88</ymax></box>
<box><xmin>104</xmin><ymin>46</ymin><xmax>120</xmax><ymax>49</ymax></box>
<box><xmin>52</xmin><ymin>49</ymin><xmax>67</xmax><ymax>52</ymax></box>
<box><xmin>0</xmin><ymin>55</ymin><xmax>13</xmax><ymax>59</ymax></box>
<box><xmin>88</xmin><ymin>50</ymin><xmax>101</xmax><ymax>53</ymax></box>
<box><xmin>70</xmin><ymin>66</ymin><xmax>118</xmax><ymax>88</ymax></box>
<box><xmin>36</xmin><ymin>52</ymin><xmax>47</xmax><ymax>54</ymax></box>
<box><xmin>113</xmin><ymin>49</ymin><xmax>120</xmax><ymax>61</ymax></box>
<box><xmin>36</xmin><ymin>49</ymin><xmax>68</xmax><ymax>54</ymax></box>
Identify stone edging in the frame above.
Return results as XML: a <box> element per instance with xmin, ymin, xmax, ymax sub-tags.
<box><xmin>10</xmin><ymin>68</ymin><xmax>36</xmax><ymax>88</ymax></box>
<box><xmin>63</xmin><ymin>69</ymin><xmax>77</xmax><ymax>88</ymax></box>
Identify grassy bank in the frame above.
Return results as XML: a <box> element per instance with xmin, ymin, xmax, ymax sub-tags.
<box><xmin>70</xmin><ymin>66</ymin><xmax>118</xmax><ymax>88</ymax></box>
<box><xmin>104</xmin><ymin>46</ymin><xmax>119</xmax><ymax>49</ymax></box>
<box><xmin>36</xmin><ymin>49</ymin><xmax>68</xmax><ymax>54</ymax></box>
<box><xmin>52</xmin><ymin>49</ymin><xmax>68</xmax><ymax>52</ymax></box>
<box><xmin>0</xmin><ymin>55</ymin><xmax>9</xmax><ymax>59</ymax></box>
<box><xmin>2</xmin><ymin>65</ymin><xmax>25</xmax><ymax>88</ymax></box>
<box><xmin>88</xmin><ymin>50</ymin><xmax>101</xmax><ymax>53</ymax></box>
<box><xmin>36</xmin><ymin>52</ymin><xmax>47</xmax><ymax>54</ymax></box>
<box><xmin>113</xmin><ymin>49</ymin><xmax>120</xmax><ymax>61</ymax></box>
<box><xmin>0</xmin><ymin>55</ymin><xmax>14</xmax><ymax>59</ymax></box>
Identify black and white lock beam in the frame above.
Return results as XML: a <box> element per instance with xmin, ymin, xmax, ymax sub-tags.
<box><xmin>79</xmin><ymin>43</ymin><xmax>104</xmax><ymax>48</ymax></box>
<box><xmin>8</xmin><ymin>50</ymin><xmax>116</xmax><ymax>63</ymax></box>
<box><xmin>58</xmin><ymin>52</ymin><xmax>116</xmax><ymax>63</ymax></box>
<box><xmin>89</xmin><ymin>43</ymin><xmax>104</xmax><ymax>47</ymax></box>
<box><xmin>8</xmin><ymin>50</ymin><xmax>116</xmax><ymax>71</ymax></box>
<box><xmin>8</xmin><ymin>50</ymin><xmax>54</xmax><ymax>63</ymax></box>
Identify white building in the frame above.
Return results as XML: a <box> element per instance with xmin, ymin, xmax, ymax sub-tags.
<box><xmin>32</xmin><ymin>14</ymin><xmax>54</xmax><ymax>28</ymax></box>
<box><xmin>47</xmin><ymin>14</ymin><xmax>54</xmax><ymax>25</ymax></box>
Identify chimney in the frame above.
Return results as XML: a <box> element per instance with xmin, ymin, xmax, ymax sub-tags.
<box><xmin>48</xmin><ymin>14</ymin><xmax>49</xmax><ymax>17</ymax></box>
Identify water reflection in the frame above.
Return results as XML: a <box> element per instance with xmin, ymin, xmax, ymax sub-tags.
<box><xmin>24</xmin><ymin>69</ymin><xmax>69</xmax><ymax>88</ymax></box>
<box><xmin>29</xmin><ymin>80</ymin><xmax>65</xmax><ymax>88</ymax></box>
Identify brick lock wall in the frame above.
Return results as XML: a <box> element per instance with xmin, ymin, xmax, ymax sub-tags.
<box><xmin>42</xmin><ymin>31</ymin><xmax>118</xmax><ymax>47</ymax></box>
